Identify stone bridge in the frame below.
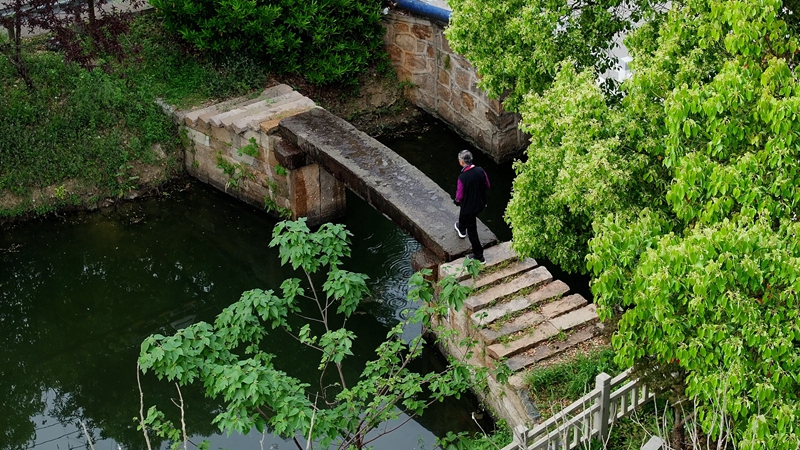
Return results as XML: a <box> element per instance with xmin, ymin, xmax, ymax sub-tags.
<box><xmin>279</xmin><ymin>107</ymin><xmax>496</xmax><ymax>262</ymax></box>
<box><xmin>175</xmin><ymin>85</ymin><xmax>496</xmax><ymax>263</ymax></box>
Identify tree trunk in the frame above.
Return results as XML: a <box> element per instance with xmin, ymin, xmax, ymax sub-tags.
<box><xmin>671</xmin><ymin>407</ymin><xmax>686</xmax><ymax>450</ymax></box>
<box><xmin>3</xmin><ymin>7</ymin><xmax>35</xmax><ymax>91</ymax></box>
<box><xmin>87</xmin><ymin>0</ymin><xmax>96</xmax><ymax>25</ymax></box>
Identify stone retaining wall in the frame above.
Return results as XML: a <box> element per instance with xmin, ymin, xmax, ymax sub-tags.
<box><xmin>382</xmin><ymin>10</ymin><xmax>528</xmax><ymax>162</ymax></box>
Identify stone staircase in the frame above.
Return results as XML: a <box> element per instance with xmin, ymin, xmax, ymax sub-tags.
<box><xmin>438</xmin><ymin>242</ymin><xmax>602</xmax><ymax>374</ymax></box>
<box><xmin>182</xmin><ymin>84</ymin><xmax>317</xmax><ymax>137</ymax></box>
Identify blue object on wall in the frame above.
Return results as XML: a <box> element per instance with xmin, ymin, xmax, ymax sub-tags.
<box><xmin>394</xmin><ymin>0</ymin><xmax>451</xmax><ymax>23</ymax></box>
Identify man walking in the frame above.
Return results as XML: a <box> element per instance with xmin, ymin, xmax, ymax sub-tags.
<box><xmin>454</xmin><ymin>149</ymin><xmax>490</xmax><ymax>262</ymax></box>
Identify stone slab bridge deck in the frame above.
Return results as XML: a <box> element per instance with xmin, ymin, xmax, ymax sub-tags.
<box><xmin>279</xmin><ymin>107</ymin><xmax>496</xmax><ymax>262</ymax></box>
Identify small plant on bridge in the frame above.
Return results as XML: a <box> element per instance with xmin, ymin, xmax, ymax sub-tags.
<box><xmin>263</xmin><ymin>195</ymin><xmax>291</xmax><ymax>219</ymax></box>
<box><xmin>215</xmin><ymin>152</ymin><xmax>253</xmax><ymax>191</ymax></box>
<box><xmin>137</xmin><ymin>219</ymin><xmax>492</xmax><ymax>449</ymax></box>
<box><xmin>237</xmin><ymin>137</ymin><xmax>259</xmax><ymax>158</ymax></box>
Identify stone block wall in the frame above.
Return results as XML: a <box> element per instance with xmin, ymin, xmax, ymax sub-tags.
<box><xmin>175</xmin><ymin>86</ymin><xmax>346</xmax><ymax>226</ymax></box>
<box><xmin>382</xmin><ymin>11</ymin><xmax>528</xmax><ymax>162</ymax></box>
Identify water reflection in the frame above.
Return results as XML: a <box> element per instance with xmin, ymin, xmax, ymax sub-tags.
<box><xmin>0</xmin><ymin>181</ymin><xmax>484</xmax><ymax>450</ymax></box>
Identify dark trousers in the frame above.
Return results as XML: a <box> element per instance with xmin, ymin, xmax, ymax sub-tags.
<box><xmin>458</xmin><ymin>212</ymin><xmax>483</xmax><ymax>259</ymax></box>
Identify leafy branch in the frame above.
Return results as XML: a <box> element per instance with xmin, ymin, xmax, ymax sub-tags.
<box><xmin>137</xmin><ymin>218</ymin><xmax>488</xmax><ymax>449</ymax></box>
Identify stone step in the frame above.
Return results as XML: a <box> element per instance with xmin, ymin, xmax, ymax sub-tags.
<box><xmin>540</xmin><ymin>294</ymin><xmax>588</xmax><ymax>319</ymax></box>
<box><xmin>439</xmin><ymin>241</ymin><xmax>515</xmax><ymax>281</ymax></box>
<box><xmin>549</xmin><ymin>303</ymin><xmax>597</xmax><ymax>331</ymax></box>
<box><xmin>487</xmin><ymin>322</ymin><xmax>559</xmax><ymax>360</ymax></box>
<box><xmin>204</xmin><ymin>93</ymin><xmax>290</xmax><ymax>128</ymax></box>
<box><xmin>486</xmin><ymin>304</ymin><xmax>598</xmax><ymax>360</ymax></box>
<box><xmin>183</xmin><ymin>94</ymin><xmax>255</xmax><ymax>127</ymax></box>
<box><xmin>232</xmin><ymin>97</ymin><xmax>317</xmax><ymax>134</ymax></box>
<box><xmin>471</xmin><ymin>280</ymin><xmax>570</xmax><ymax>327</ymax></box>
<box><xmin>464</xmin><ymin>266</ymin><xmax>552</xmax><ymax>314</ymax></box>
<box><xmin>475</xmin><ymin>293</ymin><xmax>587</xmax><ymax>343</ymax></box>
<box><xmin>505</xmin><ymin>326</ymin><xmax>600</xmax><ymax>372</ymax></box>
<box><xmin>210</xmin><ymin>91</ymin><xmax>303</xmax><ymax>128</ymax></box>
<box><xmin>478</xmin><ymin>309</ymin><xmax>546</xmax><ymax>344</ymax></box>
<box><xmin>461</xmin><ymin>258</ymin><xmax>538</xmax><ymax>290</ymax></box>
<box><xmin>184</xmin><ymin>84</ymin><xmax>294</xmax><ymax>128</ymax></box>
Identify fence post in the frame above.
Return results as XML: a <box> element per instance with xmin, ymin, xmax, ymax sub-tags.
<box><xmin>595</xmin><ymin>372</ymin><xmax>612</xmax><ymax>441</ymax></box>
<box><xmin>641</xmin><ymin>436</ymin><xmax>665</xmax><ymax>450</ymax></box>
<box><xmin>513</xmin><ymin>424</ymin><xmax>529</xmax><ymax>449</ymax></box>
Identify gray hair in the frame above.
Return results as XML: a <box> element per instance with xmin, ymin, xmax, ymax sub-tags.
<box><xmin>458</xmin><ymin>149</ymin><xmax>473</xmax><ymax>164</ymax></box>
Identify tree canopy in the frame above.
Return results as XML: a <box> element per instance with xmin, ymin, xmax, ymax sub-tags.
<box><xmin>448</xmin><ymin>0</ymin><xmax>800</xmax><ymax>446</ymax></box>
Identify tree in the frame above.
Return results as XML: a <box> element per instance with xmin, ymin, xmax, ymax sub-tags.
<box><xmin>445</xmin><ymin>0</ymin><xmax>660</xmax><ymax>111</ymax></box>
<box><xmin>149</xmin><ymin>0</ymin><xmax>384</xmax><ymax>85</ymax></box>
<box><xmin>449</xmin><ymin>0</ymin><xmax>800</xmax><ymax>446</ymax></box>
<box><xmin>587</xmin><ymin>0</ymin><xmax>800</xmax><ymax>446</ymax></box>
<box><xmin>137</xmin><ymin>219</ymin><xmax>488</xmax><ymax>449</ymax></box>
<box><xmin>446</xmin><ymin>0</ymin><xmax>670</xmax><ymax>272</ymax></box>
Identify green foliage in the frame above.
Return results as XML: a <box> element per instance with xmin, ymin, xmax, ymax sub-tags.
<box><xmin>263</xmin><ymin>195</ymin><xmax>291</xmax><ymax>219</ymax></box>
<box><xmin>215</xmin><ymin>153</ymin><xmax>254</xmax><ymax>191</ymax></box>
<box><xmin>525</xmin><ymin>349</ymin><xmax>618</xmax><ymax>412</ymax></box>
<box><xmin>138</xmin><ymin>219</ymin><xmax>487</xmax><ymax>448</ymax></box>
<box><xmin>504</xmin><ymin>62</ymin><xmax>666</xmax><ymax>272</ymax></box>
<box><xmin>149</xmin><ymin>0</ymin><xmax>385</xmax><ymax>85</ymax></box>
<box><xmin>445</xmin><ymin>0</ymin><xmax>659</xmax><ymax>111</ymax></box>
<box><xmin>237</xmin><ymin>137</ymin><xmax>259</xmax><ymax>158</ymax></box>
<box><xmin>1</xmin><ymin>15</ymin><xmax>274</xmax><ymax>215</ymax></box>
<box><xmin>438</xmin><ymin>422</ymin><xmax>513</xmax><ymax>450</ymax></box>
<box><xmin>119</xmin><ymin>16</ymin><xmax>273</xmax><ymax>108</ymax></box>
<box><xmin>588</xmin><ymin>1</ymin><xmax>800</xmax><ymax>446</ymax></box>
<box><xmin>468</xmin><ymin>0</ymin><xmax>800</xmax><ymax>445</ymax></box>
<box><xmin>0</xmin><ymin>51</ymin><xmax>178</xmax><ymax>198</ymax></box>
<box><xmin>453</xmin><ymin>0</ymin><xmax>800</xmax><ymax>443</ymax></box>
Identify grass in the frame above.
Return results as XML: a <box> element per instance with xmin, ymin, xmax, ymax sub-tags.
<box><xmin>525</xmin><ymin>348</ymin><xmax>619</xmax><ymax>414</ymax></box>
<box><xmin>440</xmin><ymin>421</ymin><xmax>513</xmax><ymax>450</ymax></box>
<box><xmin>115</xmin><ymin>15</ymin><xmax>273</xmax><ymax>108</ymax></box>
<box><xmin>0</xmin><ymin>14</ymin><xmax>277</xmax><ymax>216</ymax></box>
<box><xmin>0</xmin><ymin>47</ymin><xmax>178</xmax><ymax>197</ymax></box>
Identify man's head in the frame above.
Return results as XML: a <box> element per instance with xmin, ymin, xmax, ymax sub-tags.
<box><xmin>458</xmin><ymin>150</ymin><xmax>473</xmax><ymax>166</ymax></box>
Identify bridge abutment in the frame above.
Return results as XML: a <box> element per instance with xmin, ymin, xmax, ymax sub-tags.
<box><xmin>174</xmin><ymin>85</ymin><xmax>347</xmax><ymax>227</ymax></box>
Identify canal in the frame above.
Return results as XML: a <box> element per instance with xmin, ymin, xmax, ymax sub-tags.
<box><xmin>0</xmin><ymin>117</ymin><xmax>515</xmax><ymax>450</ymax></box>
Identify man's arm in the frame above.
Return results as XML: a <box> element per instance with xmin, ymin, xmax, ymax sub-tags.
<box><xmin>455</xmin><ymin>178</ymin><xmax>464</xmax><ymax>204</ymax></box>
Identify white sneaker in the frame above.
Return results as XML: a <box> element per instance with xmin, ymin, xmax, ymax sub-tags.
<box><xmin>454</xmin><ymin>221</ymin><xmax>467</xmax><ymax>238</ymax></box>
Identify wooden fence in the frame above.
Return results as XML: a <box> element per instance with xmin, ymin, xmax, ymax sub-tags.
<box><xmin>503</xmin><ymin>368</ymin><xmax>656</xmax><ymax>450</ymax></box>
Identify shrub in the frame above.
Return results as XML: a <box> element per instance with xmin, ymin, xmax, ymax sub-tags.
<box><xmin>0</xmin><ymin>50</ymin><xmax>177</xmax><ymax>196</ymax></box>
<box><xmin>149</xmin><ymin>0</ymin><xmax>384</xmax><ymax>85</ymax></box>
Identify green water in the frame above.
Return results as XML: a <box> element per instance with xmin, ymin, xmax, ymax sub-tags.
<box><xmin>0</xmin><ymin>181</ymin><xmax>487</xmax><ymax>450</ymax></box>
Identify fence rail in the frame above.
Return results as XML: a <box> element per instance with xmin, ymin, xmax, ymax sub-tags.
<box><xmin>503</xmin><ymin>368</ymin><xmax>654</xmax><ymax>450</ymax></box>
